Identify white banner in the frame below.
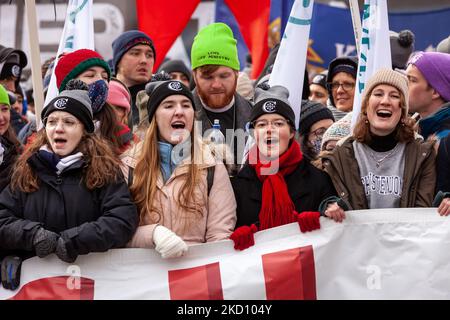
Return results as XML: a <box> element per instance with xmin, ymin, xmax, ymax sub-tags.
<box><xmin>351</xmin><ymin>0</ymin><xmax>392</xmax><ymax>129</ymax></box>
<box><xmin>0</xmin><ymin>208</ymin><xmax>449</xmax><ymax>300</ymax></box>
<box><xmin>43</xmin><ymin>0</ymin><xmax>95</xmax><ymax>107</ymax></box>
<box><xmin>269</xmin><ymin>0</ymin><xmax>314</xmax><ymax>130</ymax></box>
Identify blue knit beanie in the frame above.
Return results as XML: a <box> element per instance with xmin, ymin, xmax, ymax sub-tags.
<box><xmin>112</xmin><ymin>30</ymin><xmax>155</xmax><ymax>75</ymax></box>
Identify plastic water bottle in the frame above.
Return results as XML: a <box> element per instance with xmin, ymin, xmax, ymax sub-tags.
<box><xmin>210</xmin><ymin>119</ymin><xmax>225</xmax><ymax>145</ymax></box>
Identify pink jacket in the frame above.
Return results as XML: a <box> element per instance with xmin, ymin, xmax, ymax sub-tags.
<box><xmin>128</xmin><ymin>144</ymin><xmax>236</xmax><ymax>248</ymax></box>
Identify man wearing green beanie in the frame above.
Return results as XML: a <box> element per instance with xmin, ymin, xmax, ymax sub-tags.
<box><xmin>191</xmin><ymin>22</ymin><xmax>252</xmax><ymax>176</ymax></box>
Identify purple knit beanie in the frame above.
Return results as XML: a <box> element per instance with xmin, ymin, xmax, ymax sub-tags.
<box><xmin>408</xmin><ymin>51</ymin><xmax>450</xmax><ymax>102</ymax></box>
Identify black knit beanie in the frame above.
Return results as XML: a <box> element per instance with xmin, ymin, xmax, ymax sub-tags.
<box><xmin>298</xmin><ymin>100</ymin><xmax>334</xmax><ymax>135</ymax></box>
<box><xmin>145</xmin><ymin>80</ymin><xmax>195</xmax><ymax>122</ymax></box>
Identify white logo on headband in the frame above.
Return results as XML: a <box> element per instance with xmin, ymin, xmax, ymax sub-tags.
<box><xmin>11</xmin><ymin>65</ymin><xmax>20</xmax><ymax>78</ymax></box>
<box><xmin>168</xmin><ymin>81</ymin><xmax>183</xmax><ymax>91</ymax></box>
<box><xmin>54</xmin><ymin>98</ymin><xmax>69</xmax><ymax>109</ymax></box>
<box><xmin>408</xmin><ymin>52</ymin><xmax>423</xmax><ymax>65</ymax></box>
<box><xmin>262</xmin><ymin>101</ymin><xmax>277</xmax><ymax>113</ymax></box>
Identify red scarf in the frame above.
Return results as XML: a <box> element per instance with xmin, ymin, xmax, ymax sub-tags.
<box><xmin>249</xmin><ymin>141</ymin><xmax>303</xmax><ymax>230</ymax></box>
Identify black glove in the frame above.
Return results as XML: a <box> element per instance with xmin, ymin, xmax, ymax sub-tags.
<box><xmin>1</xmin><ymin>256</ymin><xmax>22</xmax><ymax>290</ymax></box>
<box><xmin>55</xmin><ymin>237</ymin><xmax>77</xmax><ymax>263</ymax></box>
<box><xmin>33</xmin><ymin>228</ymin><xmax>59</xmax><ymax>258</ymax></box>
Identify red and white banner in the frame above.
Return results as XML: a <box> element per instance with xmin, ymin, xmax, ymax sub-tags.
<box><xmin>1</xmin><ymin>208</ymin><xmax>449</xmax><ymax>300</ymax></box>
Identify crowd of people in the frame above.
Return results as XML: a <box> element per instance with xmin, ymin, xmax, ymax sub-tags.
<box><xmin>0</xmin><ymin>20</ymin><xmax>449</xmax><ymax>291</ymax></box>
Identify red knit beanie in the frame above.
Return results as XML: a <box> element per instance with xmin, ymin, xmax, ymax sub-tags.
<box><xmin>55</xmin><ymin>49</ymin><xmax>111</xmax><ymax>92</ymax></box>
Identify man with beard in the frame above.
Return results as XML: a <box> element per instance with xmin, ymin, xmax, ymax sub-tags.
<box><xmin>112</xmin><ymin>30</ymin><xmax>156</xmax><ymax>128</ymax></box>
<box><xmin>191</xmin><ymin>23</ymin><xmax>252</xmax><ymax>176</ymax></box>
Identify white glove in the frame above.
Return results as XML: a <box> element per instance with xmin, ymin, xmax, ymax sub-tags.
<box><xmin>152</xmin><ymin>225</ymin><xmax>188</xmax><ymax>259</ymax></box>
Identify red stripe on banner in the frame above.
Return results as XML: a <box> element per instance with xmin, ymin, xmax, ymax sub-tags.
<box><xmin>262</xmin><ymin>246</ymin><xmax>317</xmax><ymax>300</ymax></box>
<box><xmin>224</xmin><ymin>0</ymin><xmax>270</xmax><ymax>79</ymax></box>
<box><xmin>9</xmin><ymin>276</ymin><xmax>95</xmax><ymax>300</ymax></box>
<box><xmin>169</xmin><ymin>262</ymin><xmax>223</xmax><ymax>300</ymax></box>
<box><xmin>136</xmin><ymin>0</ymin><xmax>201</xmax><ymax>70</ymax></box>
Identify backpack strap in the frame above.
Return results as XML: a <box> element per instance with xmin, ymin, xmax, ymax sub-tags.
<box><xmin>207</xmin><ymin>165</ymin><xmax>215</xmax><ymax>196</ymax></box>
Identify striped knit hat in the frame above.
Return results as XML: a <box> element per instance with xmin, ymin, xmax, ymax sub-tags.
<box><xmin>55</xmin><ymin>49</ymin><xmax>111</xmax><ymax>92</ymax></box>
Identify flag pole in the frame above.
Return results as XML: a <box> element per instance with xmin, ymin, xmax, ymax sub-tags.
<box><xmin>349</xmin><ymin>0</ymin><xmax>362</xmax><ymax>57</ymax></box>
<box><xmin>24</xmin><ymin>0</ymin><xmax>44</xmax><ymax>128</ymax></box>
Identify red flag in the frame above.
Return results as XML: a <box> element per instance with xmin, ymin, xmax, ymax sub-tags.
<box><xmin>262</xmin><ymin>246</ymin><xmax>317</xmax><ymax>300</ymax></box>
<box><xmin>168</xmin><ymin>262</ymin><xmax>223</xmax><ymax>300</ymax></box>
<box><xmin>224</xmin><ymin>0</ymin><xmax>270</xmax><ymax>79</ymax></box>
<box><xmin>136</xmin><ymin>0</ymin><xmax>200</xmax><ymax>70</ymax></box>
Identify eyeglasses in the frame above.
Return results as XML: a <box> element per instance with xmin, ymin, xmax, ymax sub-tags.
<box><xmin>327</xmin><ymin>82</ymin><xmax>355</xmax><ymax>91</ymax></box>
<box><xmin>45</xmin><ymin>117</ymin><xmax>80</xmax><ymax>130</ymax></box>
<box><xmin>309</xmin><ymin>127</ymin><xmax>328</xmax><ymax>138</ymax></box>
<box><xmin>252</xmin><ymin>119</ymin><xmax>290</xmax><ymax>130</ymax></box>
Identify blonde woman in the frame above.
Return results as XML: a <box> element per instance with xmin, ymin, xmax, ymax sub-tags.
<box><xmin>128</xmin><ymin>80</ymin><xmax>236</xmax><ymax>258</ymax></box>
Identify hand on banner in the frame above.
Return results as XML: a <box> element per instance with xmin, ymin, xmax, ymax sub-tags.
<box><xmin>153</xmin><ymin>225</ymin><xmax>188</xmax><ymax>259</ymax></box>
<box><xmin>438</xmin><ymin>198</ymin><xmax>450</xmax><ymax>216</ymax></box>
<box><xmin>324</xmin><ymin>202</ymin><xmax>346</xmax><ymax>223</ymax></box>
<box><xmin>434</xmin><ymin>191</ymin><xmax>450</xmax><ymax>216</ymax></box>
<box><xmin>55</xmin><ymin>237</ymin><xmax>77</xmax><ymax>263</ymax></box>
<box><xmin>230</xmin><ymin>224</ymin><xmax>258</xmax><ymax>251</ymax></box>
<box><xmin>296</xmin><ymin>211</ymin><xmax>321</xmax><ymax>233</ymax></box>
<box><xmin>33</xmin><ymin>228</ymin><xmax>59</xmax><ymax>258</ymax></box>
<box><xmin>1</xmin><ymin>256</ymin><xmax>22</xmax><ymax>290</ymax></box>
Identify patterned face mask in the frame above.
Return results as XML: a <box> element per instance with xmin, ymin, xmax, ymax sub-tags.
<box><xmin>88</xmin><ymin>79</ymin><xmax>109</xmax><ymax>114</ymax></box>
<box><xmin>310</xmin><ymin>137</ymin><xmax>322</xmax><ymax>157</ymax></box>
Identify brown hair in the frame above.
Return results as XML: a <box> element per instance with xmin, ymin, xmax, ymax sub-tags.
<box><xmin>194</xmin><ymin>65</ymin><xmax>239</xmax><ymax>79</ymax></box>
<box><xmin>130</xmin><ymin>118</ymin><xmax>205</xmax><ymax>228</ymax></box>
<box><xmin>3</xmin><ymin>126</ymin><xmax>21</xmax><ymax>148</ymax></box>
<box><xmin>95</xmin><ymin>103</ymin><xmax>128</xmax><ymax>155</ymax></box>
<box><xmin>353</xmin><ymin>86</ymin><xmax>415</xmax><ymax>144</ymax></box>
<box><xmin>11</xmin><ymin>130</ymin><xmax>121</xmax><ymax>193</ymax></box>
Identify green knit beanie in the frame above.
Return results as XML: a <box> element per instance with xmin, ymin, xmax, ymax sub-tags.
<box><xmin>0</xmin><ymin>84</ymin><xmax>10</xmax><ymax>106</ymax></box>
<box><xmin>191</xmin><ymin>22</ymin><xmax>240</xmax><ymax>71</ymax></box>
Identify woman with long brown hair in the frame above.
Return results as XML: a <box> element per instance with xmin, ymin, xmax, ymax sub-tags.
<box><xmin>0</xmin><ymin>84</ymin><xmax>138</xmax><ymax>290</ymax></box>
<box><xmin>128</xmin><ymin>79</ymin><xmax>236</xmax><ymax>259</ymax></box>
<box><xmin>321</xmin><ymin>69</ymin><xmax>436</xmax><ymax>222</ymax></box>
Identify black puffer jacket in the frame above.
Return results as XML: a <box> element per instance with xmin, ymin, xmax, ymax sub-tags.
<box><xmin>232</xmin><ymin>159</ymin><xmax>337</xmax><ymax>228</ymax></box>
<box><xmin>0</xmin><ymin>135</ymin><xmax>19</xmax><ymax>192</ymax></box>
<box><xmin>0</xmin><ymin>153</ymin><xmax>138</xmax><ymax>260</ymax></box>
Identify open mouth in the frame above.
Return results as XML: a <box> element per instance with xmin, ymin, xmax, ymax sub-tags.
<box><xmin>54</xmin><ymin>138</ymin><xmax>67</xmax><ymax>146</ymax></box>
<box><xmin>265</xmin><ymin>137</ymin><xmax>279</xmax><ymax>146</ymax></box>
<box><xmin>376</xmin><ymin>110</ymin><xmax>392</xmax><ymax>118</ymax></box>
<box><xmin>171</xmin><ymin>121</ymin><xmax>186</xmax><ymax>129</ymax></box>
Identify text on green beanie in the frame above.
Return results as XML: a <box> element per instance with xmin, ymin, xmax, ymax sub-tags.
<box><xmin>191</xmin><ymin>22</ymin><xmax>240</xmax><ymax>71</ymax></box>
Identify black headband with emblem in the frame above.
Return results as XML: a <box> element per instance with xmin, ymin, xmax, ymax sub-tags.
<box><xmin>145</xmin><ymin>80</ymin><xmax>195</xmax><ymax>123</ymax></box>
<box><xmin>0</xmin><ymin>62</ymin><xmax>21</xmax><ymax>80</ymax></box>
<box><xmin>250</xmin><ymin>85</ymin><xmax>296</xmax><ymax>128</ymax></box>
<box><xmin>42</xmin><ymin>89</ymin><xmax>94</xmax><ymax>133</ymax></box>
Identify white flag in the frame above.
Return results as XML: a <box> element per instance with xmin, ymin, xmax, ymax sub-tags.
<box><xmin>43</xmin><ymin>0</ymin><xmax>94</xmax><ymax>107</ymax></box>
<box><xmin>269</xmin><ymin>0</ymin><xmax>314</xmax><ymax>130</ymax></box>
<box><xmin>350</xmin><ymin>0</ymin><xmax>392</xmax><ymax>129</ymax></box>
